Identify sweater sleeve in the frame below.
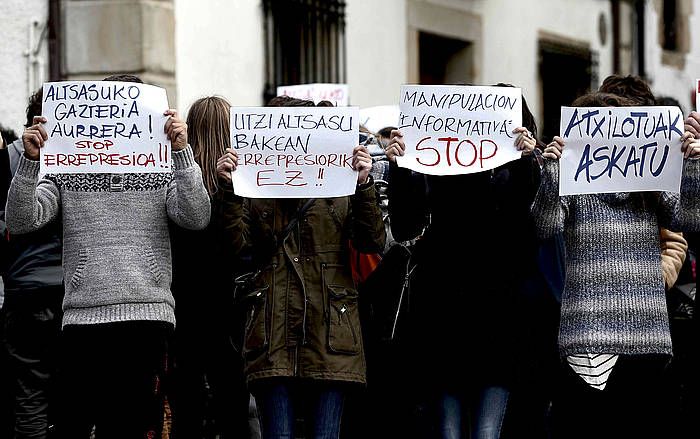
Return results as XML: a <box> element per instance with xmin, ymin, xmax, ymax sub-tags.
<box><xmin>5</xmin><ymin>154</ymin><xmax>61</xmax><ymax>234</ymax></box>
<box><xmin>221</xmin><ymin>187</ymin><xmax>250</xmax><ymax>259</ymax></box>
<box><xmin>166</xmin><ymin>145</ymin><xmax>211</xmax><ymax>230</ymax></box>
<box><xmin>668</xmin><ymin>159</ymin><xmax>700</xmax><ymax>232</ymax></box>
<box><xmin>531</xmin><ymin>159</ymin><xmax>570</xmax><ymax>239</ymax></box>
<box><xmin>0</xmin><ymin>148</ymin><xmax>10</xmax><ymax>249</ymax></box>
<box><xmin>0</xmin><ymin>148</ymin><xmax>10</xmax><ymax>217</ymax></box>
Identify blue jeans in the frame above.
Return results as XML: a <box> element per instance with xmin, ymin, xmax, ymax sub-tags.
<box><xmin>253</xmin><ymin>379</ymin><xmax>345</xmax><ymax>439</ymax></box>
<box><xmin>437</xmin><ymin>386</ymin><xmax>509</xmax><ymax>439</ymax></box>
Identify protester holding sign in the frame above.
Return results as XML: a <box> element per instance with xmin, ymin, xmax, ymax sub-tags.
<box><xmin>0</xmin><ymin>89</ymin><xmax>64</xmax><ymax>439</ymax></box>
<box><xmin>228</xmin><ymin>104</ymin><xmax>360</xmax><ymax>199</ymax></box>
<box><xmin>532</xmin><ymin>92</ymin><xmax>700</xmax><ymax>439</ymax></box>
<box><xmin>216</xmin><ymin>96</ymin><xmax>385</xmax><ymax>439</ymax></box>
<box><xmin>168</xmin><ymin>96</ymin><xmax>253</xmax><ymax>438</ymax></box>
<box><xmin>598</xmin><ymin>75</ymin><xmax>688</xmax><ymax>292</ymax></box>
<box><xmin>385</xmin><ymin>85</ymin><xmax>541</xmax><ymax>439</ymax></box>
<box><xmin>5</xmin><ymin>75</ymin><xmax>210</xmax><ymax>438</ymax></box>
<box><xmin>39</xmin><ymin>79</ymin><xmax>172</xmax><ymax>174</ymax></box>
<box><xmin>395</xmin><ymin>84</ymin><xmax>524</xmax><ymax>176</ymax></box>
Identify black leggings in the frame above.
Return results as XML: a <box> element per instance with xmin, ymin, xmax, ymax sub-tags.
<box><xmin>551</xmin><ymin>355</ymin><xmax>671</xmax><ymax>439</ymax></box>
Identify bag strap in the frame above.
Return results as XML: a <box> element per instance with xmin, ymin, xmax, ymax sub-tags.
<box><xmin>239</xmin><ymin>198</ymin><xmax>316</xmax><ymax>286</ymax></box>
<box><xmin>268</xmin><ymin>198</ymin><xmax>316</xmax><ymax>258</ymax></box>
<box><xmin>278</xmin><ymin>199</ymin><xmax>315</xmax><ymax>244</ymax></box>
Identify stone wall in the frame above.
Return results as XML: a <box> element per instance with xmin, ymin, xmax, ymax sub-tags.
<box><xmin>63</xmin><ymin>0</ymin><xmax>177</xmax><ymax>105</ymax></box>
<box><xmin>0</xmin><ymin>0</ymin><xmax>48</xmax><ymax>134</ymax></box>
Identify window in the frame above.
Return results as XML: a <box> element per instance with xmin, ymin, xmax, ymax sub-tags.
<box><xmin>418</xmin><ymin>32</ymin><xmax>473</xmax><ymax>85</ymax></box>
<box><xmin>263</xmin><ymin>0</ymin><xmax>347</xmax><ymax>102</ymax></box>
<box><xmin>663</xmin><ymin>0</ymin><xmax>679</xmax><ymax>51</ymax></box>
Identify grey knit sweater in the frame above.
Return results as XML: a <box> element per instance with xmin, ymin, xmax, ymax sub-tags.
<box><xmin>532</xmin><ymin>159</ymin><xmax>700</xmax><ymax>357</ymax></box>
<box><xmin>5</xmin><ymin>146</ymin><xmax>210</xmax><ymax>327</ymax></box>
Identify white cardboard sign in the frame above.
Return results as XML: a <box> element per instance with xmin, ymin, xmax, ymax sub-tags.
<box><xmin>230</xmin><ymin>106</ymin><xmax>359</xmax><ymax>198</ymax></box>
<box><xmin>40</xmin><ymin>81</ymin><xmax>171</xmax><ymax>174</ymax></box>
<box><xmin>276</xmin><ymin>84</ymin><xmax>349</xmax><ymax>106</ymax></box>
<box><xmin>559</xmin><ymin>106</ymin><xmax>684</xmax><ymax>195</ymax></box>
<box><xmin>396</xmin><ymin>85</ymin><xmax>522</xmax><ymax>175</ymax></box>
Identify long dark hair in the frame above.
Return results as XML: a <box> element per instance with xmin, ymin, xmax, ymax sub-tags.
<box><xmin>493</xmin><ymin>83</ymin><xmax>542</xmax><ymax>149</ymax></box>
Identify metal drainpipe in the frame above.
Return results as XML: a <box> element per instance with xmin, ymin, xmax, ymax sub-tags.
<box><xmin>26</xmin><ymin>21</ymin><xmax>35</xmax><ymax>96</ymax></box>
<box><xmin>636</xmin><ymin>0</ymin><xmax>646</xmax><ymax>79</ymax></box>
<box><xmin>612</xmin><ymin>0</ymin><xmax>621</xmax><ymax>73</ymax></box>
<box><xmin>48</xmin><ymin>0</ymin><xmax>62</xmax><ymax>81</ymax></box>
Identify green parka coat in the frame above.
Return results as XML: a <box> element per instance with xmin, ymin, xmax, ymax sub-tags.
<box><xmin>223</xmin><ymin>182</ymin><xmax>385</xmax><ymax>384</ymax></box>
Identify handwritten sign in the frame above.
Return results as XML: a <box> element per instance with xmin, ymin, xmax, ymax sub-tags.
<box><xmin>40</xmin><ymin>81</ymin><xmax>170</xmax><ymax>174</ymax></box>
<box><xmin>559</xmin><ymin>106</ymin><xmax>684</xmax><ymax>195</ymax></box>
<box><xmin>276</xmin><ymin>84</ymin><xmax>349</xmax><ymax>106</ymax></box>
<box><xmin>230</xmin><ymin>106</ymin><xmax>359</xmax><ymax>198</ymax></box>
<box><xmin>396</xmin><ymin>85</ymin><xmax>522</xmax><ymax>175</ymax></box>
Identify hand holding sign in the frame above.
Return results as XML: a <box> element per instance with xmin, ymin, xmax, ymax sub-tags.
<box><xmin>40</xmin><ymin>81</ymin><xmax>171</xmax><ymax>174</ymax></box>
<box><xmin>513</xmin><ymin>127</ymin><xmax>536</xmax><ymax>155</ymax></box>
<box><xmin>222</xmin><ymin>143</ymin><xmax>370</xmax><ymax>192</ymax></box>
<box><xmin>352</xmin><ymin>145</ymin><xmax>372</xmax><ymax>184</ymax></box>
<box><xmin>229</xmin><ymin>106</ymin><xmax>359</xmax><ymax>198</ymax></box>
<box><xmin>396</xmin><ymin>85</ymin><xmax>523</xmax><ymax>175</ymax></box>
<box><xmin>684</xmin><ymin>112</ymin><xmax>700</xmax><ymax>138</ymax></box>
<box><xmin>164</xmin><ymin>110</ymin><xmax>188</xmax><ymax>151</ymax></box>
<box><xmin>217</xmin><ymin>148</ymin><xmax>239</xmax><ymax>184</ymax></box>
<box><xmin>22</xmin><ymin>116</ymin><xmax>49</xmax><ymax>160</ymax></box>
<box><xmin>559</xmin><ymin>106</ymin><xmax>686</xmax><ymax>195</ymax></box>
<box><xmin>543</xmin><ymin>136</ymin><xmax>565</xmax><ymax>160</ymax></box>
<box><xmin>682</xmin><ymin>131</ymin><xmax>700</xmax><ymax>159</ymax></box>
<box><xmin>384</xmin><ymin>129</ymin><xmax>405</xmax><ymax>163</ymax></box>
<box><xmin>386</xmin><ymin>125</ymin><xmax>533</xmax><ymax>164</ymax></box>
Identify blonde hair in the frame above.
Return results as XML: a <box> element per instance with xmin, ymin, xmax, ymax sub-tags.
<box><xmin>186</xmin><ymin>96</ymin><xmax>231</xmax><ymax>196</ymax></box>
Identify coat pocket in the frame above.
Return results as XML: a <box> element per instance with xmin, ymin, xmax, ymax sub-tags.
<box><xmin>327</xmin><ymin>285</ymin><xmax>361</xmax><ymax>355</ymax></box>
<box><xmin>243</xmin><ymin>286</ymin><xmax>269</xmax><ymax>358</ymax></box>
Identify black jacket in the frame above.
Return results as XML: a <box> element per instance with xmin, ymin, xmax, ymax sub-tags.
<box><xmin>387</xmin><ymin>157</ymin><xmax>543</xmax><ymax>387</ymax></box>
<box><xmin>388</xmin><ymin>156</ymin><xmax>542</xmax><ymax>282</ymax></box>
<box><xmin>1</xmin><ymin>141</ymin><xmax>63</xmax><ymax>294</ymax></box>
<box><xmin>169</xmin><ymin>189</ymin><xmax>241</xmax><ymax>330</ymax></box>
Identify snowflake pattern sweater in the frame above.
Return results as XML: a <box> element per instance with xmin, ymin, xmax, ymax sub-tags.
<box><xmin>5</xmin><ymin>146</ymin><xmax>210</xmax><ymax>327</ymax></box>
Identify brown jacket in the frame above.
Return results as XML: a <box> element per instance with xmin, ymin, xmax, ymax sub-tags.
<box><xmin>223</xmin><ymin>183</ymin><xmax>385</xmax><ymax>385</ymax></box>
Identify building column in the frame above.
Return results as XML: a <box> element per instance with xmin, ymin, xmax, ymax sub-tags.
<box><xmin>62</xmin><ymin>0</ymin><xmax>176</xmax><ymax>105</ymax></box>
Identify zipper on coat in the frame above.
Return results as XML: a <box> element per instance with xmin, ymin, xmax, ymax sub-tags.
<box><xmin>267</xmin><ymin>262</ymin><xmax>277</xmax><ymax>360</ymax></box>
<box><xmin>294</xmin><ymin>344</ymin><xmax>300</xmax><ymax>377</ymax></box>
<box><xmin>297</xmin><ymin>218</ymin><xmax>309</xmax><ymax>347</ymax></box>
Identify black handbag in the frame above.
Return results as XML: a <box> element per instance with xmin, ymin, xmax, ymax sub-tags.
<box><xmin>233</xmin><ymin>199</ymin><xmax>316</xmax><ymax>304</ymax></box>
<box><xmin>359</xmin><ymin>242</ymin><xmax>417</xmax><ymax>344</ymax></box>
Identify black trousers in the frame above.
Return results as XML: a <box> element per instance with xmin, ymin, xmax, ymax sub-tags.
<box><xmin>168</xmin><ymin>324</ymin><xmax>251</xmax><ymax>438</ymax></box>
<box><xmin>1</xmin><ymin>287</ymin><xmax>63</xmax><ymax>439</ymax></box>
<box><xmin>54</xmin><ymin>320</ymin><xmax>172</xmax><ymax>439</ymax></box>
<box><xmin>550</xmin><ymin>355</ymin><xmax>671</xmax><ymax>439</ymax></box>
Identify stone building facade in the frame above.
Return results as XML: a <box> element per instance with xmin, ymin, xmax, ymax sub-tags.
<box><xmin>1</xmin><ymin>0</ymin><xmax>698</xmax><ymax>139</ymax></box>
